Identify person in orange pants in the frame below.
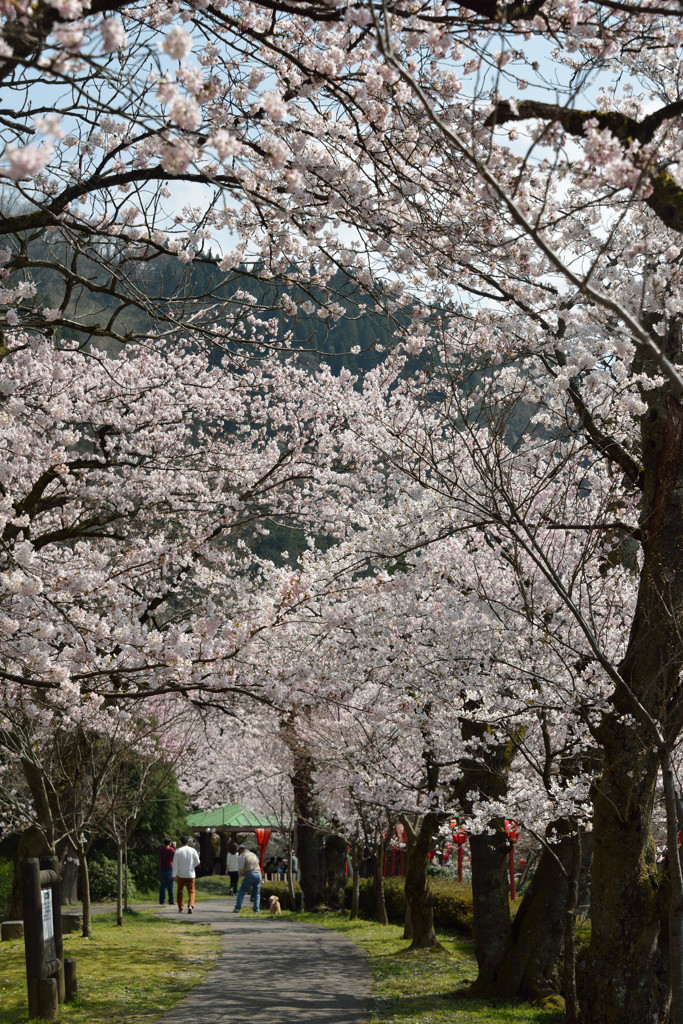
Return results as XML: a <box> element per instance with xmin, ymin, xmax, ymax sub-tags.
<box><xmin>172</xmin><ymin>836</ymin><xmax>200</xmax><ymax>914</ymax></box>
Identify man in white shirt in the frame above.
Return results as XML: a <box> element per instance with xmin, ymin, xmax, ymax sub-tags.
<box><xmin>172</xmin><ymin>835</ymin><xmax>201</xmax><ymax>914</ymax></box>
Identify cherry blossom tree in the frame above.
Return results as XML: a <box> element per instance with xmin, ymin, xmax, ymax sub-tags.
<box><xmin>5</xmin><ymin>2</ymin><xmax>683</xmax><ymax>1022</ymax></box>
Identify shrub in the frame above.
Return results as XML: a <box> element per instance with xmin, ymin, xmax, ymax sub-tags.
<box><xmin>195</xmin><ymin>875</ymin><xmax>233</xmax><ymax>898</ymax></box>
<box><xmin>128</xmin><ymin>851</ymin><xmax>159</xmax><ymax>894</ymax></box>
<box><xmin>88</xmin><ymin>856</ymin><xmax>137</xmax><ymax>902</ymax></box>
<box><xmin>343</xmin><ymin>876</ymin><xmax>474</xmax><ymax>933</ymax></box>
<box><xmin>260</xmin><ymin>880</ymin><xmax>301</xmax><ymax>911</ymax></box>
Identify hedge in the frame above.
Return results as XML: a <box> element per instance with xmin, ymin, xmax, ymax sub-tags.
<box><xmin>258</xmin><ymin>876</ymin><xmax>473</xmax><ymax>932</ymax></box>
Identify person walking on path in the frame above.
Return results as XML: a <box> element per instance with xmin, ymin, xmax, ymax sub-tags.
<box><xmin>159</xmin><ymin>838</ymin><xmax>176</xmax><ymax>906</ymax></box>
<box><xmin>173</xmin><ymin>835</ymin><xmax>200</xmax><ymax>914</ymax></box>
<box><xmin>233</xmin><ymin>845</ymin><xmax>261</xmax><ymax>914</ymax></box>
<box><xmin>225</xmin><ymin>842</ymin><xmax>239</xmax><ymax>894</ymax></box>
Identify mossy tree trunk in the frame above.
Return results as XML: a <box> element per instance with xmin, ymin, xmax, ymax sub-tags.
<box><xmin>487</xmin><ymin>821</ymin><xmax>580</xmax><ymax>1002</ymax></box>
<box><xmin>466</xmin><ymin>825</ymin><xmax>513</xmax><ymax>994</ymax></box>
<box><xmin>323</xmin><ymin>831</ymin><xmax>348</xmax><ymax>909</ymax></box>
<box><xmin>286</xmin><ymin>827</ymin><xmax>297</xmax><ymax>910</ymax></box>
<box><xmin>350</xmin><ymin>834</ymin><xmax>361</xmax><ymax>920</ymax></box>
<box><xmin>282</xmin><ymin>714</ymin><xmax>325</xmax><ymax>912</ymax></box>
<box><xmin>10</xmin><ymin>826</ymin><xmax>49</xmax><ymax>919</ymax></box>
<box><xmin>456</xmin><ymin>720</ymin><xmax>516</xmax><ymax>995</ymax></box>
<box><xmin>579</xmin><ymin>325</ymin><xmax>683</xmax><ymax>1024</ymax></box>
<box><xmin>372</xmin><ymin>841</ymin><xmax>389</xmax><ymax>925</ymax></box>
<box><xmin>116</xmin><ymin>840</ymin><xmax>123</xmax><ymax>927</ymax></box>
<box><xmin>402</xmin><ymin>811</ymin><xmax>442</xmax><ymax>949</ymax></box>
<box><xmin>77</xmin><ymin>844</ymin><xmax>92</xmax><ymax>938</ymax></box>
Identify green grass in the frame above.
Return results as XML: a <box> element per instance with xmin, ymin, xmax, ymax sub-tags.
<box><xmin>0</xmin><ymin>885</ymin><xmax>565</xmax><ymax>1024</ymax></box>
<box><xmin>290</xmin><ymin>913</ymin><xmax>565</xmax><ymax>1024</ymax></box>
<box><xmin>0</xmin><ymin>909</ymin><xmax>220</xmax><ymax>1024</ymax></box>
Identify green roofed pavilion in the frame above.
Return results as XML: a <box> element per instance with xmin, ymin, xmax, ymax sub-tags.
<box><xmin>186</xmin><ymin>803</ymin><xmax>282</xmax><ymax>830</ymax></box>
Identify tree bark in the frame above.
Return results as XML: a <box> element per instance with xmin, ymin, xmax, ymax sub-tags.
<box><xmin>58</xmin><ymin>840</ymin><xmax>79</xmax><ymax>906</ymax></box>
<box><xmin>77</xmin><ymin>847</ymin><xmax>92</xmax><ymax>938</ymax></box>
<box><xmin>564</xmin><ymin>832</ymin><xmax>582</xmax><ymax>1024</ymax></box>
<box><xmin>10</xmin><ymin>827</ymin><xmax>49</xmax><ymax>919</ymax></box>
<box><xmin>372</xmin><ymin>845</ymin><xmax>388</xmax><ymax>925</ymax></box>
<box><xmin>403</xmin><ymin>811</ymin><xmax>441</xmax><ymax>949</ymax></box>
<box><xmin>286</xmin><ymin>828</ymin><xmax>297</xmax><ymax>910</ymax></box>
<box><xmin>492</xmin><ymin>823</ymin><xmax>576</xmax><ymax>1002</ymax></box>
<box><xmin>466</xmin><ymin>825</ymin><xmax>513</xmax><ymax>996</ymax></box>
<box><xmin>579</xmin><ymin>729</ymin><xmax>670</xmax><ymax>1023</ymax></box>
<box><xmin>291</xmin><ymin>751</ymin><xmax>325</xmax><ymax>910</ymax></box>
<box><xmin>350</xmin><ymin>836</ymin><xmax>361</xmax><ymax>920</ymax></box>
<box><xmin>282</xmin><ymin>715</ymin><xmax>325</xmax><ymax>911</ymax></box>
<box><xmin>579</xmin><ymin>327</ymin><xmax>683</xmax><ymax>1024</ymax></box>
<box><xmin>323</xmin><ymin>832</ymin><xmax>348</xmax><ymax>909</ymax></box>
<box><xmin>116</xmin><ymin>841</ymin><xmax>123</xmax><ymax>927</ymax></box>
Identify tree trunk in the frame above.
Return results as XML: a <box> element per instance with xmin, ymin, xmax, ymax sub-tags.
<box><xmin>116</xmin><ymin>841</ymin><xmax>123</xmax><ymax>926</ymax></box>
<box><xmin>402</xmin><ymin>823</ymin><xmax>414</xmax><ymax>940</ymax></box>
<box><xmin>10</xmin><ymin>826</ymin><xmax>48</xmax><ymax>919</ymax></box>
<box><xmin>579</xmin><ymin>735</ymin><xmax>669</xmax><ymax>1023</ymax></box>
<box><xmin>372</xmin><ymin>845</ymin><xmax>388</xmax><ymax>925</ymax></box>
<box><xmin>78</xmin><ymin>847</ymin><xmax>92</xmax><ymax>937</ymax></box>
<box><xmin>350</xmin><ymin>836</ymin><xmax>361</xmax><ymax>920</ymax></box>
<box><xmin>58</xmin><ymin>840</ymin><xmax>79</xmax><ymax>906</ymax></box>
<box><xmin>456</xmin><ymin>719</ymin><xmax>517</xmax><ymax>993</ymax></box>
<box><xmin>283</xmin><ymin>715</ymin><xmax>325</xmax><ymax>911</ymax></box>
<box><xmin>465</xmin><ymin>821</ymin><xmax>587</xmax><ymax>1005</ymax></box>
<box><xmin>403</xmin><ymin>811</ymin><xmax>441</xmax><ymax>949</ymax></box>
<box><xmin>580</xmin><ymin>333</ymin><xmax>683</xmax><ymax>1024</ymax></box>
<box><xmin>124</xmin><ymin>840</ymin><xmax>130</xmax><ymax>912</ymax></box>
<box><xmin>323</xmin><ymin>832</ymin><xmax>348</xmax><ymax>909</ymax></box>
<box><xmin>466</xmin><ymin>825</ymin><xmax>513</xmax><ymax>996</ymax></box>
<box><xmin>286</xmin><ymin>828</ymin><xmax>297</xmax><ymax>910</ymax></box>
<box><xmin>564</xmin><ymin>832</ymin><xmax>581</xmax><ymax>1024</ymax></box>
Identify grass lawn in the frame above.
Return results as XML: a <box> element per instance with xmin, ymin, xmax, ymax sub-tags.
<box><xmin>0</xmin><ymin>883</ymin><xmax>565</xmax><ymax>1024</ymax></box>
<box><xmin>0</xmin><ymin>909</ymin><xmax>220</xmax><ymax>1024</ymax></box>
<box><xmin>292</xmin><ymin>913</ymin><xmax>565</xmax><ymax>1024</ymax></box>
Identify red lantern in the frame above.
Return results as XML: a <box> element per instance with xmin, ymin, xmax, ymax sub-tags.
<box><xmin>254</xmin><ymin>827</ymin><xmax>272</xmax><ymax>872</ymax></box>
<box><xmin>451</xmin><ymin>828</ymin><xmax>468</xmax><ymax>882</ymax></box>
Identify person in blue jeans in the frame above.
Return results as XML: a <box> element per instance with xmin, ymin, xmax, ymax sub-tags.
<box><xmin>232</xmin><ymin>845</ymin><xmax>262</xmax><ymax>913</ymax></box>
<box><xmin>159</xmin><ymin>838</ymin><xmax>175</xmax><ymax>905</ymax></box>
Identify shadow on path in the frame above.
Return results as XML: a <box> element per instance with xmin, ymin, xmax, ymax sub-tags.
<box><xmin>155</xmin><ymin>898</ymin><xmax>372</xmax><ymax>1024</ymax></box>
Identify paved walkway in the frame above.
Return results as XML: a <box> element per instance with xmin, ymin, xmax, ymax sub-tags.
<box><xmin>154</xmin><ymin>897</ymin><xmax>373</xmax><ymax>1024</ymax></box>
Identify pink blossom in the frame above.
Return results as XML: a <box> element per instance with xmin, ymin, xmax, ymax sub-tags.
<box><xmin>169</xmin><ymin>95</ymin><xmax>202</xmax><ymax>131</ymax></box>
<box><xmin>4</xmin><ymin>143</ymin><xmax>54</xmax><ymax>180</ymax></box>
<box><xmin>209</xmin><ymin>129</ymin><xmax>242</xmax><ymax>162</ymax></box>
<box><xmin>160</xmin><ymin>138</ymin><xmax>197</xmax><ymax>173</ymax></box>
<box><xmin>100</xmin><ymin>18</ymin><xmax>127</xmax><ymax>52</ymax></box>
<box><xmin>283</xmin><ymin>168</ymin><xmax>302</xmax><ymax>192</ymax></box>
<box><xmin>160</xmin><ymin>25</ymin><xmax>193</xmax><ymax>61</ymax></box>
<box><xmin>259</xmin><ymin>91</ymin><xmax>289</xmax><ymax>121</ymax></box>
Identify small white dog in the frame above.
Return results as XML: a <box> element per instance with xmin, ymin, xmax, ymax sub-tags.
<box><xmin>269</xmin><ymin>895</ymin><xmax>282</xmax><ymax>916</ymax></box>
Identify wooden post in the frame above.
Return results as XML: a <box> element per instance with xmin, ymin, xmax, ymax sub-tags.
<box><xmin>21</xmin><ymin>856</ymin><xmax>72</xmax><ymax>1019</ymax></box>
<box><xmin>22</xmin><ymin>859</ymin><xmax>42</xmax><ymax>1018</ymax></box>
<box><xmin>64</xmin><ymin>958</ymin><xmax>78</xmax><ymax>1002</ymax></box>
<box><xmin>38</xmin><ymin>978</ymin><xmax>58</xmax><ymax>1019</ymax></box>
<box><xmin>42</xmin><ymin>856</ymin><xmax>65</xmax><ymax>1003</ymax></box>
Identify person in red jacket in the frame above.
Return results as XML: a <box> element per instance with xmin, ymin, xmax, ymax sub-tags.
<box><xmin>159</xmin><ymin>838</ymin><xmax>176</xmax><ymax>906</ymax></box>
